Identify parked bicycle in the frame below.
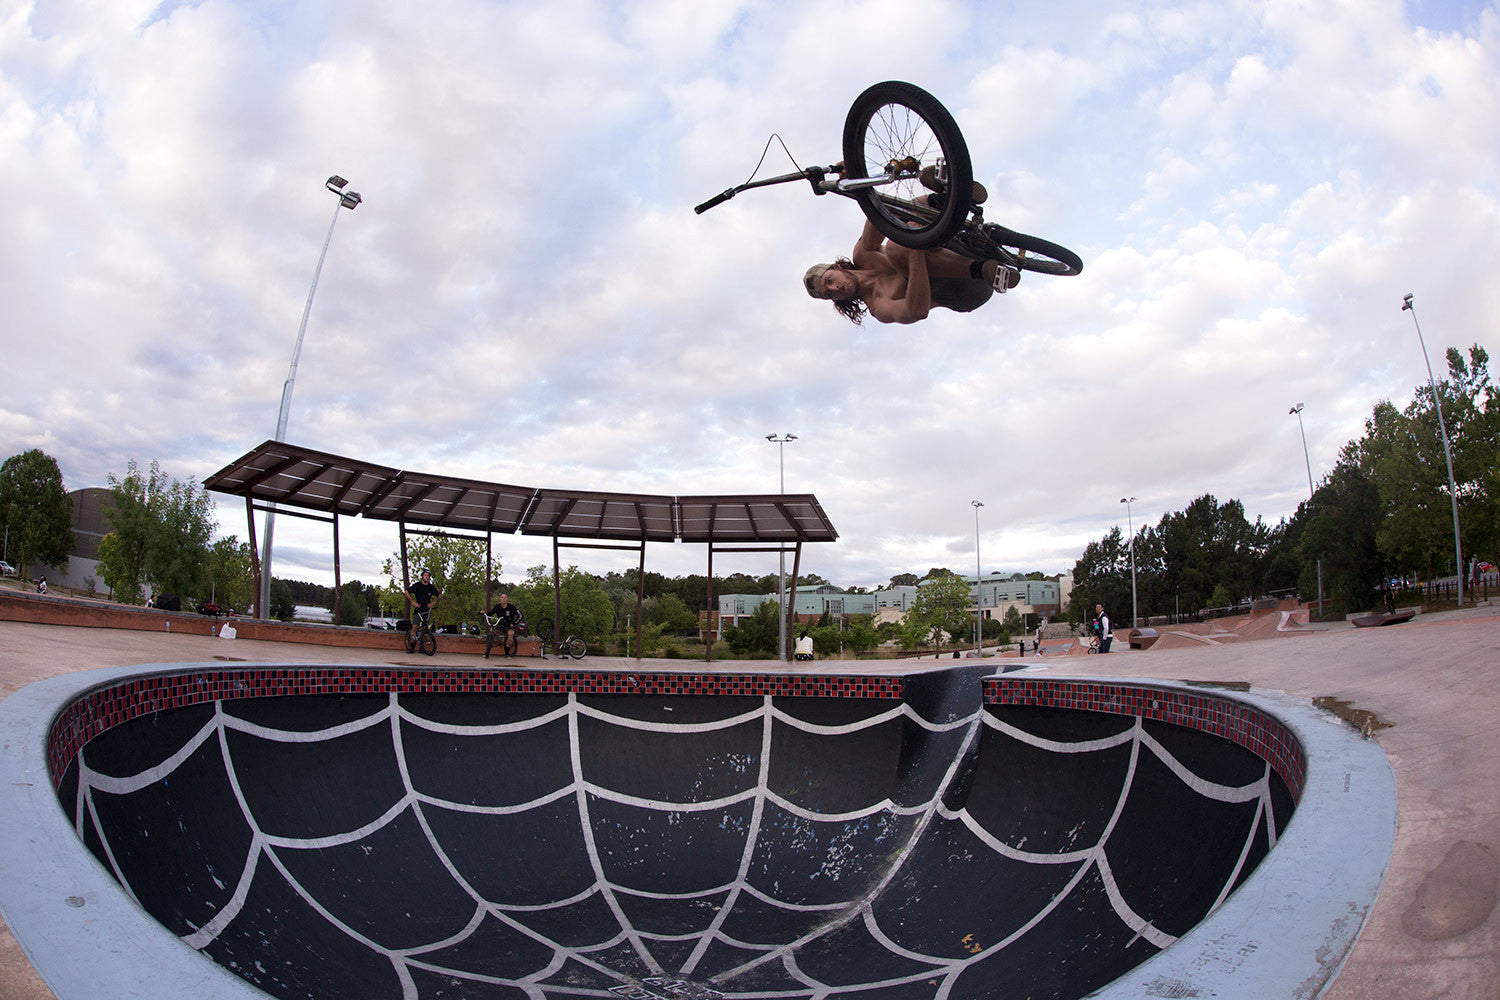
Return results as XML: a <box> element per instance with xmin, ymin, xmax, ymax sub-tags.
<box><xmin>696</xmin><ymin>80</ymin><xmax>1082</xmax><ymax>279</ymax></box>
<box><xmin>534</xmin><ymin>617</ymin><xmax>587</xmax><ymax>660</ymax></box>
<box><xmin>402</xmin><ymin>608</ymin><xmax>437</xmax><ymax>657</ymax></box>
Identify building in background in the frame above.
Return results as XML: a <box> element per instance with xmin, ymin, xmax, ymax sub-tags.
<box><xmin>719</xmin><ymin>573</ymin><xmax>1063</xmax><ymax>630</ymax></box>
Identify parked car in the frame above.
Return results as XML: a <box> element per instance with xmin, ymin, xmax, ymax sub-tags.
<box><xmin>0</xmin><ymin>560</ymin><xmax>16</xmax><ymax>577</ymax></box>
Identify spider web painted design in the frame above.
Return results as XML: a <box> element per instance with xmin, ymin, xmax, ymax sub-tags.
<box><xmin>68</xmin><ymin>686</ymin><xmax>1292</xmax><ymax>1000</ymax></box>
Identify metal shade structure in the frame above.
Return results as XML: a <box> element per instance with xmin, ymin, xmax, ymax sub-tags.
<box><xmin>205</xmin><ymin>440</ymin><xmax>837</xmax><ymax>659</ymax></box>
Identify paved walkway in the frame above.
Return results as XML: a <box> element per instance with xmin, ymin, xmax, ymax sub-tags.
<box><xmin>1</xmin><ymin>608</ymin><xmax>1497</xmax><ymax>999</ymax></box>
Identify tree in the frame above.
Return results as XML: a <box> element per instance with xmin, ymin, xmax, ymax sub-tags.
<box><xmin>206</xmin><ymin>536</ymin><xmax>255</xmax><ymax>613</ymax></box>
<box><xmin>270</xmin><ymin>578</ymin><xmax>295</xmax><ymax>621</ymax></box>
<box><xmin>1361</xmin><ymin>345</ymin><xmax>1500</xmax><ymax>584</ymax></box>
<box><xmin>723</xmin><ymin>600</ymin><xmax>779</xmax><ymax>657</ymax></box>
<box><xmin>0</xmin><ymin>449</ymin><xmax>75</xmax><ymax>573</ymax></box>
<box><xmin>508</xmin><ymin>564</ymin><xmax>615</xmax><ymax>643</ymax></box>
<box><xmin>1002</xmin><ymin>605</ymin><xmax>1023</xmax><ymax>632</ymax></box>
<box><xmin>887</xmin><ymin>572</ymin><xmax>919</xmax><ymax>588</ymax></box>
<box><xmin>97</xmin><ymin>460</ymin><xmax>215</xmax><ymax>603</ymax></box>
<box><xmin>647</xmin><ymin>592</ymin><xmax>698</xmax><ymax>632</ymax></box>
<box><xmin>383</xmin><ymin>534</ymin><xmax>488</xmax><ymax>631</ymax></box>
<box><xmin>336</xmin><ymin>581</ymin><xmax>379</xmax><ymax>626</ymax></box>
<box><xmin>1069</xmin><ymin>526</ymin><xmax>1131</xmax><ymax>626</ymax></box>
<box><xmin>843</xmin><ymin>616</ymin><xmax>878</xmax><ymax>655</ymax></box>
<box><xmin>1300</xmin><ymin>456</ymin><xmax>1383</xmax><ymax>614</ymax></box>
<box><xmin>909</xmin><ymin>573</ymin><xmax>972</xmax><ymax>646</ymax></box>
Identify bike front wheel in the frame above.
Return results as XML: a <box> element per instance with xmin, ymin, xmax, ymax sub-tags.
<box><xmin>842</xmin><ymin>81</ymin><xmax>972</xmax><ymax>250</ymax></box>
<box><xmin>563</xmin><ymin>636</ymin><xmax>587</xmax><ymax>660</ymax></box>
<box><xmin>419</xmin><ymin>632</ymin><xmax>436</xmax><ymax>656</ymax></box>
<box><xmin>950</xmin><ymin>223</ymin><xmax>1083</xmax><ymax>277</ymax></box>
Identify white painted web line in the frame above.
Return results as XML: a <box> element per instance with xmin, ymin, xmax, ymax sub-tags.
<box><xmin>704</xmin><ymin>707</ymin><xmax>988</xmax><ymax>986</ymax></box>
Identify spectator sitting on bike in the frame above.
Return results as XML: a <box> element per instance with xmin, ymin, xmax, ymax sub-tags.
<box><xmin>405</xmin><ymin>569</ymin><xmax>440</xmax><ymax>625</ymax></box>
<box><xmin>804</xmin><ymin>173</ymin><xmax>1019</xmax><ymax>325</ymax></box>
<box><xmin>491</xmin><ymin>592</ymin><xmax>523</xmax><ymax>656</ymax></box>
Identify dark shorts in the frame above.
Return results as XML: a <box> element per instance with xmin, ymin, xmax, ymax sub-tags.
<box><xmin>929</xmin><ymin>277</ymin><xmax>994</xmax><ymax>313</ymax></box>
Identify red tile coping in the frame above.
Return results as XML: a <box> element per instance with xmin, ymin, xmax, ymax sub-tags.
<box><xmin>985</xmin><ymin>677</ymin><xmax>1306</xmax><ymax>803</ymax></box>
<box><xmin>44</xmin><ymin>667</ymin><xmax>904</xmax><ymax>790</ymax></box>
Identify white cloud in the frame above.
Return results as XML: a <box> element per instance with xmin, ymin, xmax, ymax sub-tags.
<box><xmin>2</xmin><ymin>0</ymin><xmax>1498</xmax><ymax>591</ymax></box>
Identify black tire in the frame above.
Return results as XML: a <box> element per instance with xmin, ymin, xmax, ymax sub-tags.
<box><xmin>564</xmin><ymin>637</ymin><xmax>587</xmax><ymax>660</ymax></box>
<box><xmin>404</xmin><ymin>631</ymin><xmax>416</xmax><ymax>655</ymax></box>
<box><xmin>483</xmin><ymin>630</ymin><xmax>494</xmax><ymax>658</ymax></box>
<box><xmin>536</xmin><ymin>617</ymin><xmax>555</xmax><ymax>642</ymax></box>
<box><xmin>419</xmin><ymin>632</ymin><xmax>436</xmax><ymax>657</ymax></box>
<box><xmin>951</xmin><ymin>223</ymin><xmax>1083</xmax><ymax>277</ymax></box>
<box><xmin>842</xmin><ymin>81</ymin><xmax>972</xmax><ymax>250</ymax></box>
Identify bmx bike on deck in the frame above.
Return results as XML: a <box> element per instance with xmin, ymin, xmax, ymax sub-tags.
<box><xmin>533</xmin><ymin>617</ymin><xmax>587</xmax><ymax>660</ymax></box>
<box><xmin>482</xmin><ymin>611</ymin><xmax>529</xmax><ymax>659</ymax></box>
<box><xmin>401</xmin><ymin>608</ymin><xmax>437</xmax><ymax>657</ymax></box>
<box><xmin>696</xmin><ymin>80</ymin><xmax>1083</xmax><ymax>280</ymax></box>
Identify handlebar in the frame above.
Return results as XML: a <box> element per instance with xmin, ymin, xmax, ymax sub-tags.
<box><xmin>694</xmin><ymin>164</ymin><xmax>843</xmax><ymax>214</ymax></box>
<box><xmin>694</xmin><ymin>189</ymin><xmax>736</xmax><ymax>214</ymax></box>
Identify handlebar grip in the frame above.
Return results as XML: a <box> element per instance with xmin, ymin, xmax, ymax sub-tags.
<box><xmin>694</xmin><ymin>188</ymin><xmax>736</xmax><ymax>214</ymax></box>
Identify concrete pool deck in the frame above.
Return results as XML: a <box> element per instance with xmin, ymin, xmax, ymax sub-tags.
<box><xmin>1</xmin><ymin>605</ymin><xmax>1496</xmax><ymax>998</ymax></box>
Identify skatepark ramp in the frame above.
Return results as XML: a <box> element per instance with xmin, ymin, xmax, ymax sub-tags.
<box><xmin>0</xmin><ymin>664</ymin><xmax>1395</xmax><ymax>1000</ymax></box>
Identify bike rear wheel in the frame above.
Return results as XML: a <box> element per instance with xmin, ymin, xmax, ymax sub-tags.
<box><xmin>842</xmin><ymin>81</ymin><xmax>972</xmax><ymax>250</ymax></box>
<box><xmin>949</xmin><ymin>222</ymin><xmax>1083</xmax><ymax>277</ymax></box>
<box><xmin>563</xmin><ymin>636</ymin><xmax>587</xmax><ymax>660</ymax></box>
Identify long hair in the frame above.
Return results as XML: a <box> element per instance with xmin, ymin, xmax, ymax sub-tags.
<box><xmin>826</xmin><ymin>257</ymin><xmax>866</xmax><ymax>325</ymax></box>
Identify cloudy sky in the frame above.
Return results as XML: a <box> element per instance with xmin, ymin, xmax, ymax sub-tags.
<box><xmin>3</xmin><ymin>0</ymin><xmax>1497</xmax><ymax>591</ymax></box>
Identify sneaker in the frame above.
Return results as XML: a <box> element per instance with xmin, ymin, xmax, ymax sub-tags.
<box><xmin>920</xmin><ymin>165</ymin><xmax>988</xmax><ymax>206</ymax></box>
<box><xmin>979</xmin><ymin>260</ymin><xmax>1020</xmax><ymax>292</ymax></box>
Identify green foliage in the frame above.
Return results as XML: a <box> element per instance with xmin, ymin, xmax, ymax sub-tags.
<box><xmin>1001</xmin><ymin>606</ymin><xmax>1023</xmax><ymax>631</ymax></box>
<box><xmin>910</xmin><ymin>573</ymin><xmax>973</xmax><ymax>647</ymax></box>
<box><xmin>383</xmin><ymin>534</ymin><xmax>488</xmax><ymax>632</ymax></box>
<box><xmin>647</xmin><ymin>592</ymin><xmax>698</xmax><ymax>632</ymax></box>
<box><xmin>97</xmin><ymin>460</ymin><xmax>215</xmax><ymax>603</ymax></box>
<box><xmin>723</xmin><ymin>600</ymin><xmax>779</xmax><ymax>657</ymax></box>
<box><xmin>335</xmin><ymin>580</ymin><xmax>377</xmax><ymax>626</ymax></box>
<box><xmin>0</xmin><ymin>449</ymin><xmax>75</xmax><ymax>573</ymax></box>
<box><xmin>843</xmin><ymin>616</ymin><xmax>878</xmax><ymax>655</ymax></box>
<box><xmin>206</xmin><ymin>537</ymin><xmax>254</xmax><ymax>613</ymax></box>
<box><xmin>1065</xmin><ymin>342</ymin><xmax>1500</xmax><ymax>617</ymax></box>
<box><xmin>270</xmin><ymin>578</ymin><xmax>295</xmax><ymax>621</ymax></box>
<box><xmin>508</xmin><ymin>564</ymin><xmax>615</xmax><ymax>643</ymax></box>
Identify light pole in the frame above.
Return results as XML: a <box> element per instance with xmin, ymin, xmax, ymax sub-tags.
<box><xmin>1289</xmin><ymin>403</ymin><xmax>1324</xmax><ymax>614</ymax></box>
<box><xmin>971</xmin><ymin>500</ymin><xmax>984</xmax><ymax>657</ymax></box>
<box><xmin>1119</xmin><ymin>497</ymin><xmax>1138</xmax><ymax>628</ymax></box>
<box><xmin>259</xmin><ymin>175</ymin><xmax>362</xmax><ymax>618</ymax></box>
<box><xmin>766</xmin><ymin>433</ymin><xmax>798</xmax><ymax>660</ymax></box>
<box><xmin>1402</xmin><ymin>293</ymin><xmax>1464</xmax><ymax>605</ymax></box>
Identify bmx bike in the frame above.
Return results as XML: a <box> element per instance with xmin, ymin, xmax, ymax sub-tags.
<box><xmin>401</xmin><ymin>608</ymin><xmax>437</xmax><ymax>657</ymax></box>
<box><xmin>482</xmin><ymin>611</ymin><xmax>528</xmax><ymax>659</ymax></box>
<box><xmin>534</xmin><ymin>617</ymin><xmax>587</xmax><ymax>660</ymax></box>
<box><xmin>696</xmin><ymin>80</ymin><xmax>1082</xmax><ymax>279</ymax></box>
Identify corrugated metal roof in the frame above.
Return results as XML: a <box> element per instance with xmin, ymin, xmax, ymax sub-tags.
<box><xmin>205</xmin><ymin>441</ymin><xmax>838</xmax><ymax>544</ymax></box>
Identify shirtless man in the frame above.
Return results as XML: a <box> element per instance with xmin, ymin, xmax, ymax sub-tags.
<box><xmin>803</xmin><ymin>179</ymin><xmax>1019</xmax><ymax>325</ymax></box>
